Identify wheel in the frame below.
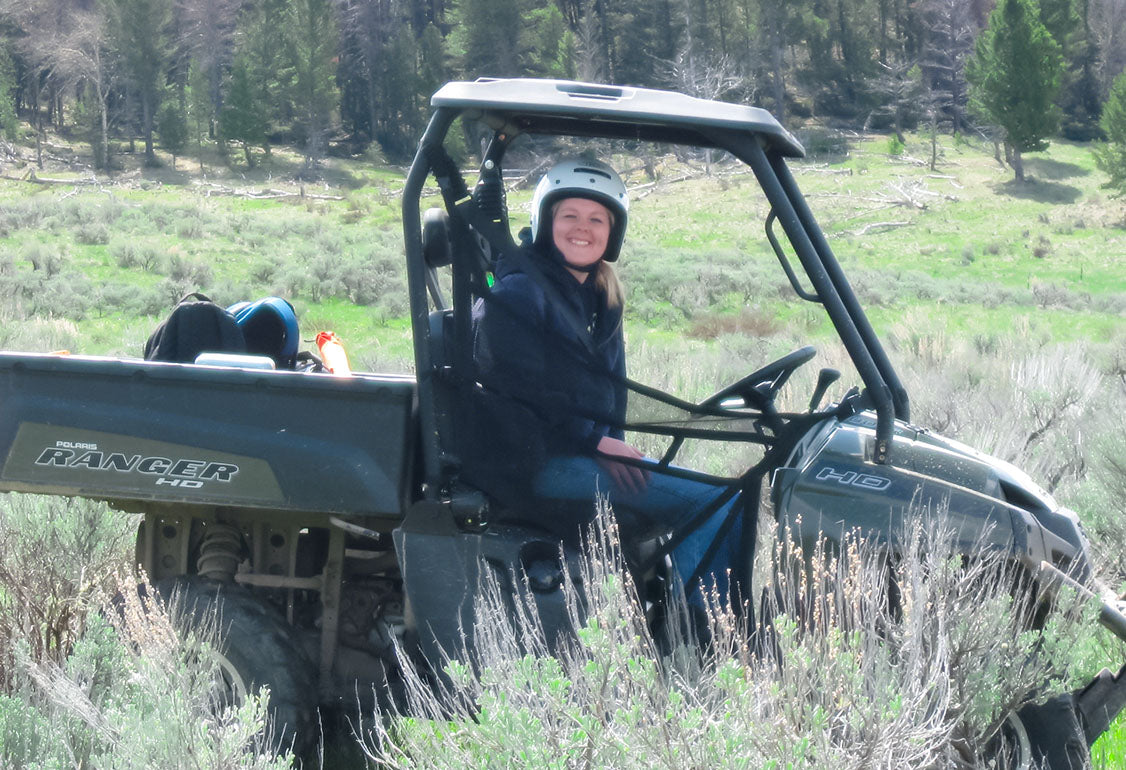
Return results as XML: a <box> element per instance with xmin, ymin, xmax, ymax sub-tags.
<box><xmin>1016</xmin><ymin>694</ymin><xmax>1089</xmax><ymax>769</ymax></box>
<box><xmin>988</xmin><ymin>695</ymin><xmax>1089</xmax><ymax>770</ymax></box>
<box><xmin>154</xmin><ymin>577</ymin><xmax>318</xmax><ymax>755</ymax></box>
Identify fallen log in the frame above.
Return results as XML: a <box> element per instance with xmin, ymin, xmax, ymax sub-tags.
<box><xmin>849</xmin><ymin>220</ymin><xmax>911</xmax><ymax>236</ymax></box>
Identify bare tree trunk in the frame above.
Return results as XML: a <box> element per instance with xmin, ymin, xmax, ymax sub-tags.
<box><xmin>1011</xmin><ymin>146</ymin><xmax>1024</xmax><ymax>182</ymax></box>
<box><xmin>99</xmin><ymin>84</ymin><xmax>110</xmax><ymax>170</ymax></box>
<box><xmin>142</xmin><ymin>91</ymin><xmax>156</xmax><ymax>165</ymax></box>
<box><xmin>766</xmin><ymin>5</ymin><xmax>786</xmax><ymax>121</ymax></box>
<box><xmin>930</xmin><ymin>113</ymin><xmax>938</xmax><ymax>171</ymax></box>
<box><xmin>31</xmin><ymin>76</ymin><xmax>42</xmax><ymax>169</ymax></box>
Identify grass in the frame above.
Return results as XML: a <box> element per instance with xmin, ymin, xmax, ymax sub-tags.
<box><xmin>0</xmin><ymin>126</ymin><xmax>1124</xmax><ymax>766</ymax></box>
<box><xmin>1</xmin><ymin>131</ymin><xmax>1123</xmax><ymax>361</ymax></box>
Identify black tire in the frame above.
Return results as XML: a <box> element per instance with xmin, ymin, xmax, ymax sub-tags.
<box><xmin>154</xmin><ymin>577</ymin><xmax>318</xmax><ymax>756</ymax></box>
<box><xmin>990</xmin><ymin>695</ymin><xmax>1090</xmax><ymax>770</ymax></box>
<box><xmin>1016</xmin><ymin>694</ymin><xmax>1089</xmax><ymax>770</ymax></box>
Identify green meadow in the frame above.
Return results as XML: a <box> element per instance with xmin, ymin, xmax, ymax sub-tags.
<box><xmin>0</xmin><ymin>130</ymin><xmax>1124</xmax><ymax>766</ymax></box>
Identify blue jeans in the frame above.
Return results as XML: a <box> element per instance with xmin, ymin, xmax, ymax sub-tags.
<box><xmin>534</xmin><ymin>455</ymin><xmax>742</xmax><ymax>608</ymax></box>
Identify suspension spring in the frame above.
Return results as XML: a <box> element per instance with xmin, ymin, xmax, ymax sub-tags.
<box><xmin>196</xmin><ymin>522</ymin><xmax>244</xmax><ymax>582</ymax></box>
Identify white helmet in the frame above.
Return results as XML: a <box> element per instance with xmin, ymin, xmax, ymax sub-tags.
<box><xmin>529</xmin><ymin>159</ymin><xmax>629</xmax><ymax>262</ymax></box>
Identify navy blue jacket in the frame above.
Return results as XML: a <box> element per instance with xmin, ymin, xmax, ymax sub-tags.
<box><xmin>472</xmin><ymin>243</ymin><xmax>627</xmax><ymax>469</ymax></box>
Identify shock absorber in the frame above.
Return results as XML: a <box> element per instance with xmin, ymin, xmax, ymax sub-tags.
<box><xmin>196</xmin><ymin>522</ymin><xmax>244</xmax><ymax>582</ymax></box>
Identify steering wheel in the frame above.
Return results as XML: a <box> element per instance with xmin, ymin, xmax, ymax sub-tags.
<box><xmin>701</xmin><ymin>346</ymin><xmax>817</xmax><ymax>411</ymax></box>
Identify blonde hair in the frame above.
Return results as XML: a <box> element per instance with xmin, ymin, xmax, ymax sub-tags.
<box><xmin>595</xmin><ymin>261</ymin><xmax>624</xmax><ymax>309</ymax></box>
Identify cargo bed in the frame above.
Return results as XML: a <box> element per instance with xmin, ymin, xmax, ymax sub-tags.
<box><xmin>0</xmin><ymin>353</ymin><xmax>415</xmax><ymax>518</ymax></box>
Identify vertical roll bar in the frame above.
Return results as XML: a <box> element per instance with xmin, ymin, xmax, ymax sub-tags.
<box><xmin>403</xmin><ymin>107</ymin><xmax>460</xmax><ymax>498</ymax></box>
<box><xmin>769</xmin><ymin>154</ymin><xmax>911</xmax><ymax>422</ymax></box>
<box><xmin>729</xmin><ymin>133</ymin><xmax>896</xmax><ymax>463</ymax></box>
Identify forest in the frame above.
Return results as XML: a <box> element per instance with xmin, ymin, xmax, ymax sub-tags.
<box><xmin>1</xmin><ymin>0</ymin><xmax>1126</xmax><ymax>175</ymax></box>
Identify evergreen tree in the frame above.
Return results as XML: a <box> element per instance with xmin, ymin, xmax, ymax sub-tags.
<box><xmin>177</xmin><ymin>0</ymin><xmax>240</xmax><ymax>143</ymax></box>
<box><xmin>0</xmin><ymin>43</ymin><xmax>18</xmax><ymax>140</ymax></box>
<box><xmin>919</xmin><ymin>0</ymin><xmax>978</xmax><ymax>136</ymax></box>
<box><xmin>966</xmin><ymin>0</ymin><xmax>1063</xmax><ymax>182</ymax></box>
<box><xmin>108</xmin><ymin>0</ymin><xmax>173</xmax><ymax>165</ymax></box>
<box><xmin>447</xmin><ymin>0</ymin><xmax>523</xmax><ymax>77</ymax></box>
<box><xmin>283</xmin><ymin>0</ymin><xmax>340</xmax><ymax>175</ymax></box>
<box><xmin>1043</xmin><ymin>0</ymin><xmax>1102</xmax><ymax>140</ymax></box>
<box><xmin>608</xmin><ymin>0</ymin><xmax>680</xmax><ymax>87</ymax></box>
<box><xmin>1092</xmin><ymin>69</ymin><xmax>1126</xmax><ymax>195</ymax></box>
<box><xmin>220</xmin><ymin>55</ymin><xmax>267</xmax><ymax>167</ymax></box>
<box><xmin>187</xmin><ymin>60</ymin><xmax>210</xmax><ymax>171</ymax></box>
<box><xmin>377</xmin><ymin>30</ymin><xmax>421</xmax><ymax>158</ymax></box>
<box><xmin>525</xmin><ymin>3</ymin><xmax>572</xmax><ymax>78</ymax></box>
<box><xmin>157</xmin><ymin>99</ymin><xmax>188</xmax><ymax>167</ymax></box>
<box><xmin>237</xmin><ymin>0</ymin><xmax>289</xmax><ymax>149</ymax></box>
<box><xmin>417</xmin><ymin>22</ymin><xmax>447</xmax><ymax>99</ymax></box>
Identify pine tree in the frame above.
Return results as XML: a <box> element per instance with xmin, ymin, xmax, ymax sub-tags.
<box><xmin>108</xmin><ymin>0</ymin><xmax>173</xmax><ymax>165</ymax></box>
<box><xmin>237</xmin><ymin>0</ymin><xmax>288</xmax><ymax>155</ymax></box>
<box><xmin>157</xmin><ymin>99</ymin><xmax>188</xmax><ymax>167</ymax></box>
<box><xmin>187</xmin><ymin>60</ymin><xmax>210</xmax><ymax>171</ymax></box>
<box><xmin>966</xmin><ymin>0</ymin><xmax>1063</xmax><ymax>182</ymax></box>
<box><xmin>283</xmin><ymin>0</ymin><xmax>340</xmax><ymax>176</ymax></box>
<box><xmin>1093</xmin><ymin>70</ymin><xmax>1126</xmax><ymax>195</ymax></box>
<box><xmin>525</xmin><ymin>3</ymin><xmax>573</xmax><ymax>79</ymax></box>
<box><xmin>0</xmin><ymin>43</ymin><xmax>18</xmax><ymax>140</ymax></box>
<box><xmin>447</xmin><ymin>0</ymin><xmax>522</xmax><ymax>77</ymax></box>
<box><xmin>220</xmin><ymin>56</ymin><xmax>267</xmax><ymax>167</ymax></box>
<box><xmin>1043</xmin><ymin>0</ymin><xmax>1102</xmax><ymax>140</ymax></box>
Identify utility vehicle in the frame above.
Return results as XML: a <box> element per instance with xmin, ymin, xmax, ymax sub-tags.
<box><xmin>0</xmin><ymin>78</ymin><xmax>1122</xmax><ymax>766</ymax></box>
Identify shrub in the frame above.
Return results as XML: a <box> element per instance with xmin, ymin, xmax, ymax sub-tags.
<box><xmin>74</xmin><ymin>221</ymin><xmax>111</xmax><ymax>245</ymax></box>
<box><xmin>175</xmin><ymin>212</ymin><xmax>206</xmax><ymax>240</ymax></box>
<box><xmin>2</xmin><ymin>573</ymin><xmax>295</xmax><ymax>769</ymax></box>
<box><xmin>359</xmin><ymin>509</ymin><xmax>1100</xmax><ymax>769</ymax></box>
<box><xmin>795</xmin><ymin>127</ymin><xmax>851</xmax><ymax>157</ymax></box>
<box><xmin>164</xmin><ymin>252</ymin><xmax>214</xmax><ymax>287</ymax></box>
<box><xmin>28</xmin><ymin>271</ymin><xmax>95</xmax><ymax>321</ymax></box>
<box><xmin>0</xmin><ymin>495</ymin><xmax>135</xmax><ymax>692</ymax></box>
<box><xmin>0</xmin><ymin>198</ymin><xmax>50</xmax><ymax>234</ymax></box>
<box><xmin>110</xmin><ymin>238</ymin><xmax>164</xmax><ymax>271</ymax></box>
<box><xmin>687</xmin><ymin>308</ymin><xmax>781</xmax><ymax>340</ymax></box>
<box><xmin>21</xmin><ymin>242</ymin><xmax>66</xmax><ymax>276</ymax></box>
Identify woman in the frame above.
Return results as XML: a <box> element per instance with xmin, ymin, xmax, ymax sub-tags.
<box><xmin>472</xmin><ymin>159</ymin><xmax>741</xmax><ymax>611</ymax></box>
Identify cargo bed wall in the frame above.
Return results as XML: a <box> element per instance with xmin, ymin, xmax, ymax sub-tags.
<box><xmin>0</xmin><ymin>353</ymin><xmax>415</xmax><ymax>517</ymax></box>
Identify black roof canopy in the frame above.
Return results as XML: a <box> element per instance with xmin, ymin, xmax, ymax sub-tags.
<box><xmin>430</xmin><ymin>78</ymin><xmax>805</xmax><ymax>159</ymax></box>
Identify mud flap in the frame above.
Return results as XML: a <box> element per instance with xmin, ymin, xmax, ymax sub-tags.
<box><xmin>1016</xmin><ymin>694</ymin><xmax>1088</xmax><ymax>769</ymax></box>
<box><xmin>1075</xmin><ymin>663</ymin><xmax>1126</xmax><ymax>746</ymax></box>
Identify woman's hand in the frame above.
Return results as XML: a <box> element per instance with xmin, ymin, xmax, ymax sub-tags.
<box><xmin>595</xmin><ymin>436</ymin><xmax>650</xmax><ymax>494</ymax></box>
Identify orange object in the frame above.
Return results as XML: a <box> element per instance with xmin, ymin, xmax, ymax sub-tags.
<box><xmin>316</xmin><ymin>331</ymin><xmax>352</xmax><ymax>375</ymax></box>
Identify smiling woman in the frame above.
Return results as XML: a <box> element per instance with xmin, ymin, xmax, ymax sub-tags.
<box><xmin>469</xmin><ymin>158</ymin><xmax>744</xmax><ymax>617</ymax></box>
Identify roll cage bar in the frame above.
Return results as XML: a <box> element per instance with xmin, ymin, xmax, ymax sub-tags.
<box><xmin>402</xmin><ymin>78</ymin><xmax>910</xmax><ymax>502</ymax></box>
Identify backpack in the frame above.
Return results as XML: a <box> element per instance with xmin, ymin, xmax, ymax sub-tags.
<box><xmin>143</xmin><ymin>293</ymin><xmax>247</xmax><ymax>364</ymax></box>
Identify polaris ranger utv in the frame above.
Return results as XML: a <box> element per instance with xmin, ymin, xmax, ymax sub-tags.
<box><xmin>0</xmin><ymin>78</ymin><xmax>1123</xmax><ymax>765</ymax></box>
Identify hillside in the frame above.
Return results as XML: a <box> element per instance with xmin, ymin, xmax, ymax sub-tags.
<box><xmin>0</xmin><ymin>128</ymin><xmax>1122</xmax><ymax>367</ymax></box>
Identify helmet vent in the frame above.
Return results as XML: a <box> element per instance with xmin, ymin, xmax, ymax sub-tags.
<box><xmin>573</xmin><ymin>166</ymin><xmax>612</xmax><ymax>180</ymax></box>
